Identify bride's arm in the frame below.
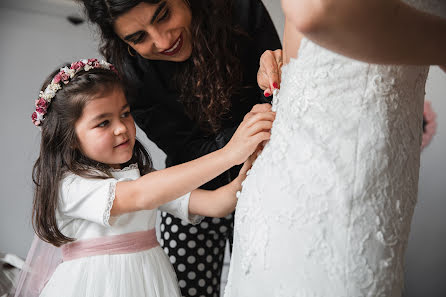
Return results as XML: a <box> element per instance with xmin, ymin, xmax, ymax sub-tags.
<box><xmin>281</xmin><ymin>0</ymin><xmax>446</xmax><ymax>65</ymax></box>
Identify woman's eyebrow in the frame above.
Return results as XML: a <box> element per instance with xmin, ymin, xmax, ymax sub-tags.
<box><xmin>123</xmin><ymin>1</ymin><xmax>166</xmax><ymax>41</ymax></box>
<box><xmin>150</xmin><ymin>1</ymin><xmax>167</xmax><ymax>24</ymax></box>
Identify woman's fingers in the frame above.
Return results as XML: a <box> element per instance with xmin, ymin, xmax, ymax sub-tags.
<box><xmin>257</xmin><ymin>49</ymin><xmax>283</xmax><ymax>94</ymax></box>
<box><xmin>243</xmin><ymin>112</ymin><xmax>276</xmax><ymax>128</ymax></box>
<box><xmin>247</xmin><ymin>120</ymin><xmax>274</xmax><ymax>136</ymax></box>
<box><xmin>250</xmin><ymin>103</ymin><xmax>272</xmax><ymax>113</ymax></box>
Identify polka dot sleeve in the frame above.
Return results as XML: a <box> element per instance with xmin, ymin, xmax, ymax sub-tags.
<box><xmin>158</xmin><ymin>193</ymin><xmax>203</xmax><ymax>225</ymax></box>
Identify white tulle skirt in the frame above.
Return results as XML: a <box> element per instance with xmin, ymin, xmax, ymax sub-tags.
<box><xmin>39</xmin><ymin>246</ymin><xmax>181</xmax><ymax>297</ymax></box>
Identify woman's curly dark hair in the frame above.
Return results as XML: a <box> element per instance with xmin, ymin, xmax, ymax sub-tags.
<box><xmin>77</xmin><ymin>0</ymin><xmax>243</xmax><ymax>133</ymax></box>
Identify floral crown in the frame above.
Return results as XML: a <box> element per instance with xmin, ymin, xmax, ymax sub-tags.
<box><xmin>31</xmin><ymin>58</ymin><xmax>118</xmax><ymax>128</ymax></box>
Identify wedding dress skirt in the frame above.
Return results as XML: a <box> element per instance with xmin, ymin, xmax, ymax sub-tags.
<box><xmin>225</xmin><ymin>2</ymin><xmax>444</xmax><ymax>296</ymax></box>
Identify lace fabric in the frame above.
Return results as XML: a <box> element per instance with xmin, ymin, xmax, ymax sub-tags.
<box><xmin>224</xmin><ymin>7</ymin><xmax>439</xmax><ymax>294</ymax></box>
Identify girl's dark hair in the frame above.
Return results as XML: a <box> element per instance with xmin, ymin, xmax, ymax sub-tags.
<box><xmin>32</xmin><ymin>65</ymin><xmax>153</xmax><ymax>247</ymax></box>
<box><xmin>78</xmin><ymin>0</ymin><xmax>242</xmax><ymax>133</ymax></box>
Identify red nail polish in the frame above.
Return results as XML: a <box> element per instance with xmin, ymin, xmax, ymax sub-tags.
<box><xmin>273</xmin><ymin>82</ymin><xmax>279</xmax><ymax>89</ymax></box>
<box><xmin>264</xmin><ymin>92</ymin><xmax>271</xmax><ymax>97</ymax></box>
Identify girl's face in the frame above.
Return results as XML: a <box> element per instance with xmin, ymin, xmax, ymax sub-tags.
<box><xmin>75</xmin><ymin>87</ymin><xmax>136</xmax><ymax>169</ymax></box>
<box><xmin>114</xmin><ymin>0</ymin><xmax>193</xmax><ymax>62</ymax></box>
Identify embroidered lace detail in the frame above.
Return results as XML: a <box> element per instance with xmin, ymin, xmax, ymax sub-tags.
<box><xmin>103</xmin><ymin>180</ymin><xmax>118</xmax><ymax>226</ymax></box>
<box><xmin>110</xmin><ymin>163</ymin><xmax>138</xmax><ymax>172</ymax></box>
<box><xmin>224</xmin><ymin>0</ymin><xmax>443</xmax><ymax>292</ymax></box>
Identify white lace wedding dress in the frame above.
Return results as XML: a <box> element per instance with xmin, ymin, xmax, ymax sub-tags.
<box><xmin>224</xmin><ymin>1</ymin><xmax>445</xmax><ymax>296</ymax></box>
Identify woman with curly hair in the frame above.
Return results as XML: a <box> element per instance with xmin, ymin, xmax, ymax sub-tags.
<box><xmin>76</xmin><ymin>0</ymin><xmax>281</xmax><ymax>296</ymax></box>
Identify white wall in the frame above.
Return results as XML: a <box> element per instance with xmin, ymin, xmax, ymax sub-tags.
<box><xmin>0</xmin><ymin>3</ymin><xmax>445</xmax><ymax>297</ymax></box>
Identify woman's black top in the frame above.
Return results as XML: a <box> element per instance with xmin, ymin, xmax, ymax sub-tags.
<box><xmin>126</xmin><ymin>0</ymin><xmax>281</xmax><ymax>190</ymax></box>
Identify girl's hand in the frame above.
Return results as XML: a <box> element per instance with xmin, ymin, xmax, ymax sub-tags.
<box><xmin>223</xmin><ymin>106</ymin><xmax>275</xmax><ymax>166</ymax></box>
<box><xmin>257</xmin><ymin>49</ymin><xmax>283</xmax><ymax>97</ymax></box>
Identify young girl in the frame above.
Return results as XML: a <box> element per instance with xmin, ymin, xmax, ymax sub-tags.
<box><xmin>15</xmin><ymin>58</ymin><xmax>274</xmax><ymax>297</ymax></box>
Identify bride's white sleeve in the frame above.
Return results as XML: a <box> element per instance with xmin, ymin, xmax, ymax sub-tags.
<box><xmin>158</xmin><ymin>193</ymin><xmax>203</xmax><ymax>225</ymax></box>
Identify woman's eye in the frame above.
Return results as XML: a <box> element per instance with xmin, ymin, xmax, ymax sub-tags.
<box><xmin>157</xmin><ymin>8</ymin><xmax>170</xmax><ymax>23</ymax></box>
<box><xmin>131</xmin><ymin>33</ymin><xmax>146</xmax><ymax>44</ymax></box>
<box><xmin>97</xmin><ymin>120</ymin><xmax>109</xmax><ymax>128</ymax></box>
<box><xmin>121</xmin><ymin>111</ymin><xmax>131</xmax><ymax>118</ymax></box>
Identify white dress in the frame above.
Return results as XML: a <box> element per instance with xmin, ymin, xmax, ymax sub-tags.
<box><xmin>225</xmin><ymin>1</ymin><xmax>445</xmax><ymax>297</ymax></box>
<box><xmin>39</xmin><ymin>164</ymin><xmax>202</xmax><ymax>297</ymax></box>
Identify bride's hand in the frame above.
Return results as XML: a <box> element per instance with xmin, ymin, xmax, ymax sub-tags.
<box><xmin>257</xmin><ymin>49</ymin><xmax>283</xmax><ymax>98</ymax></box>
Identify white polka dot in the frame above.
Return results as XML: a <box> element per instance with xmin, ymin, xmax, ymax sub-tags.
<box><xmin>212</xmin><ymin>262</ymin><xmax>218</xmax><ymax>270</ymax></box>
<box><xmin>206</xmin><ymin>255</ymin><xmax>213</xmax><ymax>263</ymax></box>
<box><xmin>206</xmin><ymin>271</ymin><xmax>212</xmax><ymax>278</ymax></box>
<box><xmin>188</xmin><ymin>288</ymin><xmax>197</xmax><ymax>296</ymax></box>
<box><xmin>170</xmin><ymin>255</ymin><xmax>176</xmax><ymax>263</ymax></box>
<box><xmin>178</xmin><ymin>264</ymin><xmax>186</xmax><ymax>272</ymax></box>
<box><xmin>213</xmin><ymin>247</ymin><xmax>219</xmax><ymax>255</ymax></box>
<box><xmin>164</xmin><ymin>232</ymin><xmax>170</xmax><ymax>240</ymax></box>
<box><xmin>212</xmin><ymin>277</ymin><xmax>218</xmax><ymax>285</ymax></box>
<box><xmin>163</xmin><ymin>247</ymin><xmax>169</xmax><ymax>254</ymax></box>
<box><xmin>179</xmin><ymin>280</ymin><xmax>187</xmax><ymax>288</ymax></box>
<box><xmin>207</xmin><ymin>286</ymin><xmax>213</xmax><ymax>293</ymax></box>
<box><xmin>179</xmin><ymin>233</ymin><xmax>187</xmax><ymax>241</ymax></box>
<box><xmin>197</xmin><ymin>234</ymin><xmax>205</xmax><ymax>241</ymax></box>
<box><xmin>206</xmin><ymin>240</ymin><xmax>213</xmax><ymax>248</ymax></box>
<box><xmin>171</xmin><ymin>224</ymin><xmax>179</xmax><ymax>233</ymax></box>
<box><xmin>190</xmin><ymin>227</ymin><xmax>198</xmax><ymax>234</ymax></box>
<box><xmin>197</xmin><ymin>248</ymin><xmax>205</xmax><ymax>256</ymax></box>
<box><xmin>161</xmin><ymin>212</ymin><xmax>167</xmax><ymax>218</ymax></box>
<box><xmin>198</xmin><ymin>279</ymin><xmax>206</xmax><ymax>287</ymax></box>
<box><xmin>187</xmin><ymin>256</ymin><xmax>196</xmax><ymax>264</ymax></box>
<box><xmin>160</xmin><ymin>224</ymin><xmax>165</xmax><ymax>232</ymax></box>
<box><xmin>166</xmin><ymin>217</ymin><xmax>172</xmax><ymax>225</ymax></box>
<box><xmin>219</xmin><ymin>225</ymin><xmax>228</xmax><ymax>233</ymax></box>
<box><xmin>219</xmin><ymin>240</ymin><xmax>226</xmax><ymax>247</ymax></box>
<box><xmin>178</xmin><ymin>248</ymin><xmax>186</xmax><ymax>256</ymax></box>
<box><xmin>160</xmin><ymin>239</ymin><xmax>164</xmax><ymax>246</ymax></box>
<box><xmin>187</xmin><ymin>271</ymin><xmax>196</xmax><ymax>280</ymax></box>
<box><xmin>187</xmin><ymin>240</ymin><xmax>197</xmax><ymax>249</ymax></box>
<box><xmin>197</xmin><ymin>263</ymin><xmax>205</xmax><ymax>271</ymax></box>
<box><xmin>169</xmin><ymin>240</ymin><xmax>177</xmax><ymax>248</ymax></box>
<box><xmin>201</xmin><ymin>222</ymin><xmax>209</xmax><ymax>229</ymax></box>
<box><xmin>181</xmin><ymin>220</ymin><xmax>189</xmax><ymax>226</ymax></box>
<box><xmin>212</xmin><ymin>218</ymin><xmax>221</xmax><ymax>224</ymax></box>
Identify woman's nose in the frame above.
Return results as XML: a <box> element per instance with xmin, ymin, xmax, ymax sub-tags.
<box><xmin>149</xmin><ymin>29</ymin><xmax>172</xmax><ymax>51</ymax></box>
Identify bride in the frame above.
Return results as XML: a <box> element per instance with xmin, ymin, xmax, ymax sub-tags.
<box><xmin>225</xmin><ymin>0</ymin><xmax>446</xmax><ymax>296</ymax></box>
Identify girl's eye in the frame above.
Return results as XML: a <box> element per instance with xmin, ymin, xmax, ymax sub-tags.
<box><xmin>121</xmin><ymin>111</ymin><xmax>131</xmax><ymax>118</ymax></box>
<box><xmin>157</xmin><ymin>8</ymin><xmax>170</xmax><ymax>23</ymax></box>
<box><xmin>97</xmin><ymin>120</ymin><xmax>109</xmax><ymax>128</ymax></box>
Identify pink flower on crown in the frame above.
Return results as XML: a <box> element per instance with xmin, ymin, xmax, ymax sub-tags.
<box><xmin>71</xmin><ymin>61</ymin><xmax>85</xmax><ymax>70</ymax></box>
<box><xmin>31</xmin><ymin>112</ymin><xmax>41</xmax><ymax>126</ymax></box>
<box><xmin>35</xmin><ymin>98</ymin><xmax>47</xmax><ymax>108</ymax></box>
<box><xmin>88</xmin><ymin>58</ymin><xmax>97</xmax><ymax>64</ymax></box>
<box><xmin>53</xmin><ymin>73</ymin><xmax>62</xmax><ymax>84</ymax></box>
<box><xmin>59</xmin><ymin>71</ymin><xmax>70</xmax><ymax>82</ymax></box>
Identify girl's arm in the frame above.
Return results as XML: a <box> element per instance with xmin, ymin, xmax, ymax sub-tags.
<box><xmin>111</xmin><ymin>110</ymin><xmax>275</xmax><ymax>216</ymax></box>
<box><xmin>188</xmin><ymin>152</ymin><xmax>256</xmax><ymax>217</ymax></box>
<box><xmin>281</xmin><ymin>0</ymin><xmax>446</xmax><ymax>65</ymax></box>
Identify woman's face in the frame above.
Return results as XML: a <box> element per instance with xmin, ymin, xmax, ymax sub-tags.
<box><xmin>114</xmin><ymin>0</ymin><xmax>192</xmax><ymax>62</ymax></box>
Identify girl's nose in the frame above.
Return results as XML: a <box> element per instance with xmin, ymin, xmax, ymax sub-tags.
<box><xmin>114</xmin><ymin>121</ymin><xmax>127</xmax><ymax>136</ymax></box>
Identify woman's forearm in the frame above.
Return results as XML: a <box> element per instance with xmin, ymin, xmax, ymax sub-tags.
<box><xmin>282</xmin><ymin>0</ymin><xmax>446</xmax><ymax>65</ymax></box>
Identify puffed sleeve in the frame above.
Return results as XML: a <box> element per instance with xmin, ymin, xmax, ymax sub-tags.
<box><xmin>58</xmin><ymin>174</ymin><xmax>131</xmax><ymax>227</ymax></box>
<box><xmin>158</xmin><ymin>193</ymin><xmax>203</xmax><ymax>225</ymax></box>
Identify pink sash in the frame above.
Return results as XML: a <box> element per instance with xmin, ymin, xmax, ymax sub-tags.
<box><xmin>12</xmin><ymin>229</ymin><xmax>159</xmax><ymax>297</ymax></box>
<box><xmin>62</xmin><ymin>229</ymin><xmax>159</xmax><ymax>261</ymax></box>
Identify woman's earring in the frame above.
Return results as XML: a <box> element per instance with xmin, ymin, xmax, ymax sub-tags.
<box><xmin>128</xmin><ymin>45</ymin><xmax>136</xmax><ymax>57</ymax></box>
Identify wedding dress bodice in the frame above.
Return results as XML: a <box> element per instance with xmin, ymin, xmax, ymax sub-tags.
<box><xmin>225</xmin><ymin>1</ymin><xmax>444</xmax><ymax>297</ymax></box>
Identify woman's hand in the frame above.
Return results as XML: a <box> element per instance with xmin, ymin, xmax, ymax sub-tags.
<box><xmin>223</xmin><ymin>105</ymin><xmax>275</xmax><ymax>166</ymax></box>
<box><xmin>421</xmin><ymin>100</ymin><xmax>437</xmax><ymax>150</ymax></box>
<box><xmin>257</xmin><ymin>49</ymin><xmax>283</xmax><ymax>97</ymax></box>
